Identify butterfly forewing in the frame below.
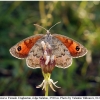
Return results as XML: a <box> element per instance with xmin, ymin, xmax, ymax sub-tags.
<box><xmin>53</xmin><ymin>34</ymin><xmax>88</xmax><ymax>58</ymax></box>
<box><xmin>9</xmin><ymin>34</ymin><xmax>44</xmax><ymax>59</ymax></box>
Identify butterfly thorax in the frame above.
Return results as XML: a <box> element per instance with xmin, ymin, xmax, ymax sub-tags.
<box><xmin>44</xmin><ymin>31</ymin><xmax>53</xmax><ymax>44</ymax></box>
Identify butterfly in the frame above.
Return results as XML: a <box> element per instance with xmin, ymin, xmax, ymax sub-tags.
<box><xmin>9</xmin><ymin>22</ymin><xmax>88</xmax><ymax>73</ymax></box>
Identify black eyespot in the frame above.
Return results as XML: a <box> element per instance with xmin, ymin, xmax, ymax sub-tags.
<box><xmin>17</xmin><ymin>46</ymin><xmax>21</xmax><ymax>51</ymax></box>
<box><xmin>76</xmin><ymin>46</ymin><xmax>80</xmax><ymax>51</ymax></box>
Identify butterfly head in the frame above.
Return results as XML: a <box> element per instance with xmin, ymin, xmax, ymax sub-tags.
<box><xmin>46</xmin><ymin>30</ymin><xmax>51</xmax><ymax>36</ymax></box>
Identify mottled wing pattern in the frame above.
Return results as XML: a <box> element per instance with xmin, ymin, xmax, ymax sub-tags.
<box><xmin>51</xmin><ymin>36</ymin><xmax>72</xmax><ymax>68</ymax></box>
<box><xmin>26</xmin><ymin>36</ymin><xmax>45</xmax><ymax>69</ymax></box>
<box><xmin>26</xmin><ymin>35</ymin><xmax>73</xmax><ymax>69</ymax></box>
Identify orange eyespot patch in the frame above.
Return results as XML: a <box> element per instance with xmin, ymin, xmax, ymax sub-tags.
<box><xmin>16</xmin><ymin>35</ymin><xmax>43</xmax><ymax>56</ymax></box>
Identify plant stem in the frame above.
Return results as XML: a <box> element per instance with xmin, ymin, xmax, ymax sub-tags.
<box><xmin>45</xmin><ymin>81</ymin><xmax>48</xmax><ymax>96</ymax></box>
<box><xmin>42</xmin><ymin>71</ymin><xmax>51</xmax><ymax>96</ymax></box>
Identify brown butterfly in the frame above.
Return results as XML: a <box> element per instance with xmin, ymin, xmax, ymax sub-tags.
<box><xmin>9</xmin><ymin>22</ymin><xmax>88</xmax><ymax>73</ymax></box>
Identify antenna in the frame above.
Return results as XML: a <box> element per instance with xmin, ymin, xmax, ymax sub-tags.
<box><xmin>48</xmin><ymin>21</ymin><xmax>61</xmax><ymax>31</ymax></box>
<box><xmin>34</xmin><ymin>24</ymin><xmax>47</xmax><ymax>31</ymax></box>
<box><xmin>34</xmin><ymin>21</ymin><xmax>61</xmax><ymax>32</ymax></box>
